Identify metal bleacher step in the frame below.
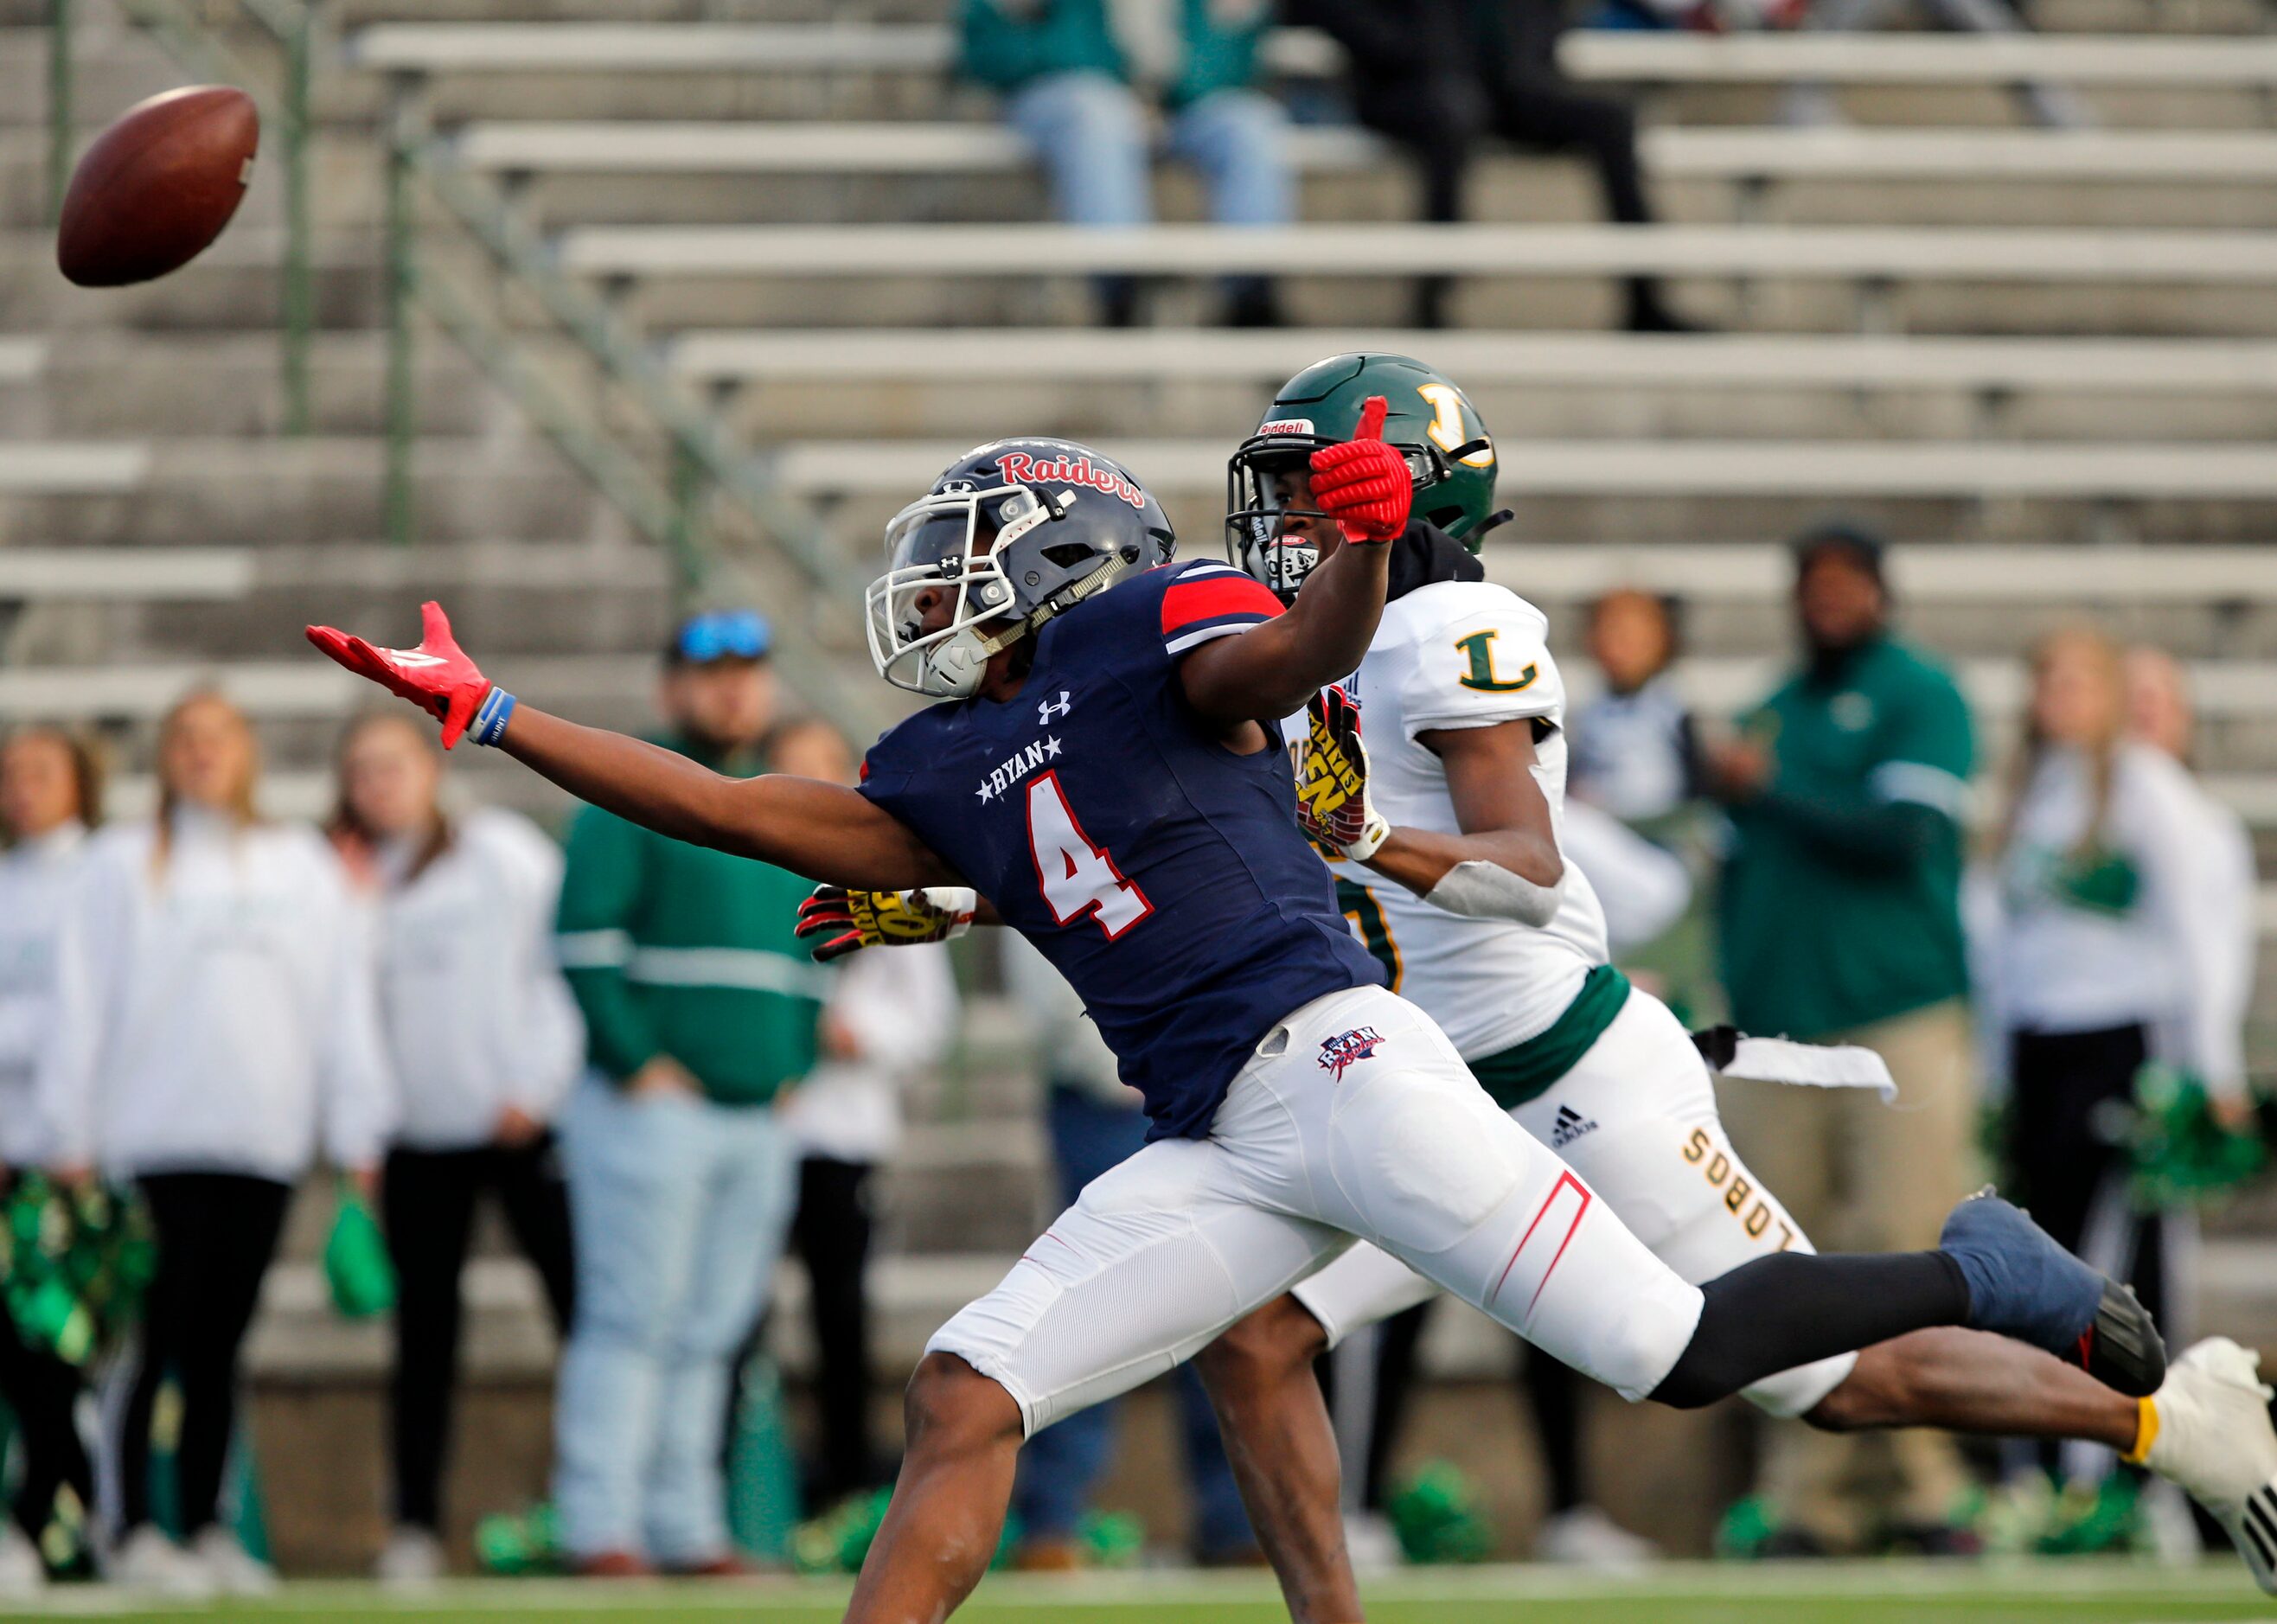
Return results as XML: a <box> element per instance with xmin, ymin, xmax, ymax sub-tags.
<box><xmin>772</xmin><ymin>436</ymin><xmax>2277</xmax><ymax>502</ymax></box>
<box><xmin>456</xmin><ymin>120</ymin><xmax>2277</xmax><ymax>189</ymax></box>
<box><xmin>553</xmin><ymin>221</ymin><xmax>2277</xmax><ymax>286</ymax></box>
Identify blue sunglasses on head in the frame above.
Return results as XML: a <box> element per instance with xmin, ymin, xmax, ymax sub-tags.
<box><xmin>675</xmin><ymin>609</ymin><xmax>771</xmax><ymax>664</ymax></box>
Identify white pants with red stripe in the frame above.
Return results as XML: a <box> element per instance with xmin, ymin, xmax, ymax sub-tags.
<box><xmin>925</xmin><ymin>984</ymin><xmax>1705</xmax><ymax>1436</ymax></box>
<box><xmin>1293</xmin><ymin>988</ymin><xmax>1857</xmax><ymax>1418</ymax></box>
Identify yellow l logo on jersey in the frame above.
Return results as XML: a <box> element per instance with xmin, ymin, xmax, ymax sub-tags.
<box><xmin>1454</xmin><ymin>630</ymin><xmax>1537</xmax><ymax>694</ymax></box>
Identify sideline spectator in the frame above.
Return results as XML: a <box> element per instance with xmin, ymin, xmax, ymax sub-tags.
<box><xmin>549</xmin><ymin>611</ymin><xmax>818</xmax><ymax>1577</ymax></box>
<box><xmin>326</xmin><ymin>714</ymin><xmax>582</xmax><ymax>1587</ymax></box>
<box><xmin>960</xmin><ymin>0</ymin><xmax>1291</xmax><ymax>327</ymax></box>
<box><xmin>2126</xmin><ymin>645</ymin><xmax>2259</xmax><ymax>1136</ymax></box>
<box><xmin>1289</xmin><ymin>0</ymin><xmax>1698</xmax><ymax>329</ymax></box>
<box><xmin>1570</xmin><ymin>588</ymin><xmax>1697</xmax><ymax>826</ymax></box>
<box><xmin>1702</xmin><ymin>524</ymin><xmax>1979</xmax><ymax>1555</ymax></box>
<box><xmin>1980</xmin><ymin>630</ymin><xmax>2248</xmax><ymax>1359</ymax></box>
<box><xmin>0</xmin><ymin>729</ymin><xmax>103</xmax><ymax>1592</ymax></box>
<box><xmin>1001</xmin><ymin>933</ymin><xmax>1258</xmax><ymax>1568</ymax></box>
<box><xmin>38</xmin><ymin>693</ymin><xmax>393</xmax><ymax>1597</ymax></box>
<box><xmin>771</xmin><ymin>719</ymin><xmax>959</xmax><ymax>1512</ymax></box>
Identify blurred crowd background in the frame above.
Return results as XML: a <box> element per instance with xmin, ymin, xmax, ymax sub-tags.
<box><xmin>3</xmin><ymin>0</ymin><xmax>2275</xmax><ymax>1596</ymax></box>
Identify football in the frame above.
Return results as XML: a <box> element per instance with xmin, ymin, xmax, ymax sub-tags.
<box><xmin>56</xmin><ymin>85</ymin><xmax>259</xmax><ymax>288</ymax></box>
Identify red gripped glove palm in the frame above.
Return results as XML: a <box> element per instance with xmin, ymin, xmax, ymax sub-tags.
<box><xmin>305</xmin><ymin>600</ymin><xmax>494</xmax><ymax>749</ymax></box>
<box><xmin>1307</xmin><ymin>395</ymin><xmax>1410</xmax><ymax>545</ymax></box>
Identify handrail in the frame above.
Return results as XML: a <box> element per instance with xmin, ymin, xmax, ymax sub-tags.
<box><xmin>48</xmin><ymin>0</ymin><xmax>317</xmax><ymax>433</ymax></box>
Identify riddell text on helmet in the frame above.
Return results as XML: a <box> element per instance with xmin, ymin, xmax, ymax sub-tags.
<box><xmin>996</xmin><ymin>451</ymin><xmax>1147</xmax><ymax>510</ymax></box>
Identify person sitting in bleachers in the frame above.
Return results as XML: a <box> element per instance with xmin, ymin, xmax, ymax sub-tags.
<box><xmin>959</xmin><ymin>0</ymin><xmax>1290</xmax><ymax>327</ymax></box>
<box><xmin>1288</xmin><ymin>0</ymin><xmax>1698</xmax><ymax>330</ymax></box>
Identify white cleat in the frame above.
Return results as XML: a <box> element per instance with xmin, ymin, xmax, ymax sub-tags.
<box><xmin>109</xmin><ymin>1526</ymin><xmax>217</xmax><ymax>1599</ymax></box>
<box><xmin>0</xmin><ymin>1525</ymin><xmax>45</xmax><ymax>1597</ymax></box>
<box><xmin>1535</xmin><ymin>1506</ymin><xmax>1661</xmax><ymax>1570</ymax></box>
<box><xmin>2139</xmin><ymin>1336</ymin><xmax>2277</xmax><ymax>1595</ymax></box>
<box><xmin>190</xmin><ymin>1525</ymin><xmax>279</xmax><ymax>1596</ymax></box>
<box><xmin>375</xmin><ymin>1525</ymin><xmax>445</xmax><ymax>1589</ymax></box>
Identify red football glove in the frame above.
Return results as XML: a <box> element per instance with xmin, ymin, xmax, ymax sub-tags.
<box><xmin>1307</xmin><ymin>395</ymin><xmax>1410</xmax><ymax>545</ymax></box>
<box><xmin>305</xmin><ymin>600</ymin><xmax>494</xmax><ymax>750</ymax></box>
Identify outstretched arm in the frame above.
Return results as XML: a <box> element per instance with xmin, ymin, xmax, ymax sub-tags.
<box><xmin>306</xmin><ymin>603</ymin><xmax>956</xmax><ymax>892</ymax></box>
<box><xmin>496</xmin><ymin>707</ymin><xmax>951</xmax><ymax>888</ymax></box>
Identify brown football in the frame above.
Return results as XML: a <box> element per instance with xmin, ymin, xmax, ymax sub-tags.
<box><xmin>57</xmin><ymin>86</ymin><xmax>259</xmax><ymax>288</ymax></box>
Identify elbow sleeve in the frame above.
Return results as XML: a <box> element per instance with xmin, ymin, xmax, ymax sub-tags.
<box><xmin>1423</xmin><ymin>860</ymin><xmax>1565</xmax><ymax>928</ymax></box>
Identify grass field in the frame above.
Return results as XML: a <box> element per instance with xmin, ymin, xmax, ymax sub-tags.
<box><xmin>2</xmin><ymin>1561</ymin><xmax>2269</xmax><ymax>1623</ymax></box>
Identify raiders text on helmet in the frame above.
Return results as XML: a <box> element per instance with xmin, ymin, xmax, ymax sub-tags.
<box><xmin>869</xmin><ymin>438</ymin><xmax>1177</xmax><ymax>698</ymax></box>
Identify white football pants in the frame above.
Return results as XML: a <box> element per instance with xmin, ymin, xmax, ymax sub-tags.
<box><xmin>1294</xmin><ymin>988</ymin><xmax>1857</xmax><ymax>1418</ymax></box>
<box><xmin>927</xmin><ymin>984</ymin><xmax>1706</xmax><ymax>1436</ymax></box>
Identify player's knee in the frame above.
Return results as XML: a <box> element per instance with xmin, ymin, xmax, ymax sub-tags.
<box><xmin>1195</xmin><ymin>1295</ymin><xmax>1327</xmax><ymax>1402</ymax></box>
<box><xmin>901</xmin><ymin>1352</ymin><xmax>1022</xmax><ymax>1457</ymax></box>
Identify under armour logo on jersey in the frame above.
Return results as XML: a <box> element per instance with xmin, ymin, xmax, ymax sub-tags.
<box><xmin>1550</xmin><ymin>1104</ymin><xmax>1599</xmax><ymax>1149</ymax></box>
<box><xmin>977</xmin><ymin>736</ymin><xmax>1064</xmax><ymax>802</ymax></box>
<box><xmin>1318</xmin><ymin>1026</ymin><xmax>1385</xmax><ymax>1082</ymax></box>
<box><xmin>1038</xmin><ymin>690</ymin><xmax>1072</xmax><ymax>724</ymax></box>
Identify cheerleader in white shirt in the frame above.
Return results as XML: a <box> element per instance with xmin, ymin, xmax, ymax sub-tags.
<box><xmin>2125</xmin><ymin>646</ymin><xmax>2259</xmax><ymax>1138</ymax></box>
<box><xmin>1981</xmin><ymin>630</ymin><xmax>2245</xmax><ymax>1388</ymax></box>
<box><xmin>35</xmin><ymin>693</ymin><xmax>394</xmax><ymax>1596</ymax></box>
<box><xmin>0</xmin><ymin>728</ymin><xmax>102</xmax><ymax>1590</ymax></box>
<box><xmin>327</xmin><ymin>713</ymin><xmax>582</xmax><ymax>1586</ymax></box>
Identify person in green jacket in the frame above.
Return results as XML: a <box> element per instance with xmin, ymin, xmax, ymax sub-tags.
<box><xmin>549</xmin><ymin>610</ymin><xmax>825</xmax><ymax>1576</ymax></box>
<box><xmin>961</xmin><ymin>0</ymin><xmax>1290</xmax><ymax>327</ymax></box>
<box><xmin>1703</xmin><ymin>523</ymin><xmax>1983</xmax><ymax>1556</ymax></box>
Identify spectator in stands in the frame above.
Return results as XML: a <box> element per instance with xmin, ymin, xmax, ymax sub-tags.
<box><xmin>0</xmin><ymin>728</ymin><xmax>103</xmax><ymax>1593</ymax></box>
<box><xmin>771</xmin><ymin>718</ymin><xmax>959</xmax><ymax>1514</ymax></box>
<box><xmin>1701</xmin><ymin>524</ymin><xmax>1980</xmax><ymax>1555</ymax></box>
<box><xmin>1570</xmin><ymin>588</ymin><xmax>1698</xmax><ymax>825</ymax></box>
<box><xmin>325</xmin><ymin>714</ymin><xmax>582</xmax><ymax>1587</ymax></box>
<box><xmin>2126</xmin><ymin>644</ymin><xmax>2259</xmax><ymax>1132</ymax></box>
<box><xmin>1289</xmin><ymin>0</ymin><xmax>1698</xmax><ymax>329</ymax></box>
<box><xmin>1780</xmin><ymin>0</ymin><xmax>2091</xmax><ymax>130</ymax></box>
<box><xmin>959</xmin><ymin>0</ymin><xmax>1291</xmax><ymax>328</ymax></box>
<box><xmin>549</xmin><ymin>611</ymin><xmax>816</xmax><ymax>1577</ymax></box>
<box><xmin>37</xmin><ymin>692</ymin><xmax>393</xmax><ymax>1597</ymax></box>
<box><xmin>1980</xmin><ymin>630</ymin><xmax>2250</xmax><ymax>1354</ymax></box>
<box><xmin>1001</xmin><ymin>933</ymin><xmax>1258</xmax><ymax>1569</ymax></box>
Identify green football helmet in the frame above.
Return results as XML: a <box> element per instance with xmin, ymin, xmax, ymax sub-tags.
<box><xmin>1225</xmin><ymin>352</ymin><xmax>1497</xmax><ymax>599</ymax></box>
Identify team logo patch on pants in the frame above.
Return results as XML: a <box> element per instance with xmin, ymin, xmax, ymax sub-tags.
<box><xmin>1319</xmin><ymin>1026</ymin><xmax>1385</xmax><ymax>1081</ymax></box>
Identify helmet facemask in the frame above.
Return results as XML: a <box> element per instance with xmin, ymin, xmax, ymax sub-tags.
<box><xmin>868</xmin><ymin>482</ymin><xmax>1047</xmax><ymax>699</ymax></box>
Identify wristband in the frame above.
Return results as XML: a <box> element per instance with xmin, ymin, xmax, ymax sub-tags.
<box><xmin>470</xmin><ymin>686</ymin><xmax>516</xmax><ymax>747</ymax></box>
<box><xmin>1342</xmin><ymin>813</ymin><xmax>1391</xmax><ymax>863</ymax></box>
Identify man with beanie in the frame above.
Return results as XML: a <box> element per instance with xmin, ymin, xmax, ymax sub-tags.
<box><xmin>550</xmin><ymin>611</ymin><xmax>822</xmax><ymax>1576</ymax></box>
<box><xmin>1704</xmin><ymin>525</ymin><xmax>1982</xmax><ymax>1555</ymax></box>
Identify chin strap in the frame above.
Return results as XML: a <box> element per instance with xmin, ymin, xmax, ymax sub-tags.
<box><xmin>969</xmin><ymin>553</ymin><xmax>1134</xmax><ymax>662</ymax></box>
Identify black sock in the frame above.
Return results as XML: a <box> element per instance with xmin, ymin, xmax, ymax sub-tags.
<box><xmin>1648</xmin><ymin>1250</ymin><xmax>1970</xmax><ymax>1410</ymax></box>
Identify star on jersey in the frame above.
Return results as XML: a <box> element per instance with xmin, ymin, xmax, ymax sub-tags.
<box><xmin>977</xmin><ymin>735</ymin><xmax>1064</xmax><ymax>802</ymax></box>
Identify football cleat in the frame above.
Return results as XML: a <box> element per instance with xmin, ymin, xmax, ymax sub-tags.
<box><xmin>1939</xmin><ymin>1189</ymin><xmax>2166</xmax><ymax>1397</ymax></box>
<box><xmin>2137</xmin><ymin>1336</ymin><xmax>2277</xmax><ymax>1595</ymax></box>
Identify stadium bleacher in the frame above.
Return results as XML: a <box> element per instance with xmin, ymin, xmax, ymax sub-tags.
<box><xmin>8</xmin><ymin>0</ymin><xmax>2277</xmax><ymax>1572</ymax></box>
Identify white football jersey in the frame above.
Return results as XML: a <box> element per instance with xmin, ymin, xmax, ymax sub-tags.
<box><xmin>1296</xmin><ymin>580</ymin><xmax>1611</xmax><ymax>1061</ymax></box>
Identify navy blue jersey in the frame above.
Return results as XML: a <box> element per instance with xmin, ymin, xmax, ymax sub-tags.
<box><xmin>860</xmin><ymin>559</ymin><xmax>1387</xmax><ymax>1139</ymax></box>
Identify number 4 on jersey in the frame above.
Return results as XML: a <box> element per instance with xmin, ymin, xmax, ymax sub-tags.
<box><xmin>1027</xmin><ymin>771</ymin><xmax>1153</xmax><ymax>938</ymax></box>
